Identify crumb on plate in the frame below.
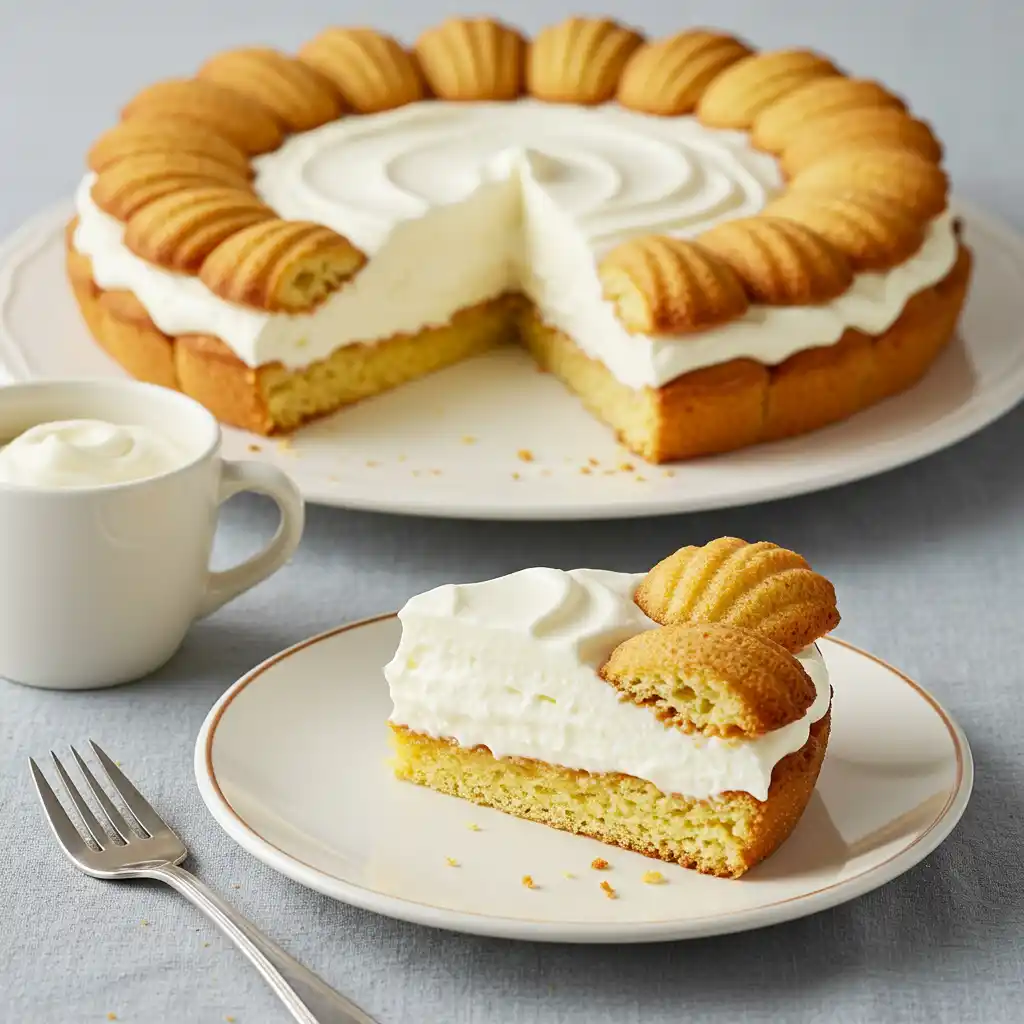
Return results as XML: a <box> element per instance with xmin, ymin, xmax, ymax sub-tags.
<box><xmin>521</xmin><ymin>874</ymin><xmax>537</xmax><ymax>889</ymax></box>
<box><xmin>466</xmin><ymin>823</ymin><xmax>481</xmax><ymax>832</ymax></box>
<box><xmin>591</xmin><ymin>857</ymin><xmax>610</xmax><ymax>870</ymax></box>
<box><xmin>446</xmin><ymin>857</ymin><xmax>459</xmax><ymax>867</ymax></box>
<box><xmin>600</xmin><ymin>880</ymin><xmax>617</xmax><ymax>899</ymax></box>
<box><xmin>641</xmin><ymin>870</ymin><xmax>666</xmax><ymax>884</ymax></box>
<box><xmin>517</xmin><ymin>449</ymin><xmax>535</xmax><ymax>462</ymax></box>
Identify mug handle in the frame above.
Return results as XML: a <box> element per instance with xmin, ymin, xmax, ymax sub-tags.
<box><xmin>198</xmin><ymin>460</ymin><xmax>305</xmax><ymax>618</ymax></box>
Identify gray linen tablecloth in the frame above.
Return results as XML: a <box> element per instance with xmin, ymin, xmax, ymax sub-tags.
<box><xmin>1</xmin><ymin>2</ymin><xmax>1022</xmax><ymax>1021</ymax></box>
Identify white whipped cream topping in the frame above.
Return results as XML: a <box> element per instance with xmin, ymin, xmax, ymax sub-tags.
<box><xmin>0</xmin><ymin>419</ymin><xmax>188</xmax><ymax>488</ymax></box>
<box><xmin>385</xmin><ymin>567</ymin><xmax>831</xmax><ymax>802</ymax></box>
<box><xmin>72</xmin><ymin>100</ymin><xmax>959</xmax><ymax>389</ymax></box>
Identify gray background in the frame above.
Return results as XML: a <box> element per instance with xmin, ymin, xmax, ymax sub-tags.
<box><xmin>1</xmin><ymin>1</ymin><xmax>1021</xmax><ymax>1021</ymax></box>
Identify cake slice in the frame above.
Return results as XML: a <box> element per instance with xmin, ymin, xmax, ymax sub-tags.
<box><xmin>385</xmin><ymin>541</ymin><xmax>837</xmax><ymax>878</ymax></box>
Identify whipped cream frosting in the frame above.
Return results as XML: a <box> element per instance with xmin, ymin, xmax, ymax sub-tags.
<box><xmin>0</xmin><ymin>419</ymin><xmax>187</xmax><ymax>488</ymax></box>
<box><xmin>72</xmin><ymin>100</ymin><xmax>959</xmax><ymax>389</ymax></box>
<box><xmin>384</xmin><ymin>567</ymin><xmax>832</xmax><ymax>802</ymax></box>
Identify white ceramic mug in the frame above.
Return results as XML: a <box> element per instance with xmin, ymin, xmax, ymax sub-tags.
<box><xmin>0</xmin><ymin>380</ymin><xmax>305</xmax><ymax>689</ymax></box>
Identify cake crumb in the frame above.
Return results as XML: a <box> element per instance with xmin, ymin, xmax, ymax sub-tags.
<box><xmin>588</xmin><ymin>457</ymin><xmax>600</xmax><ymax>467</ymax></box>
<box><xmin>225</xmin><ymin>1017</ymin><xmax>236</xmax><ymax>1023</ymax></box>
<box><xmin>365</xmin><ymin>460</ymin><xmax>379</xmax><ymax>468</ymax></box>
<box><xmin>662</xmin><ymin>469</ymin><xmax>675</xmax><ymax>478</ymax></box>
<box><xmin>641</xmin><ymin>870</ymin><xmax>666</xmax><ymax>885</ymax></box>
<box><xmin>563</xmin><ymin>871</ymin><xmax>576</xmax><ymax>879</ymax></box>
<box><xmin>445</xmin><ymin>857</ymin><xmax>459</xmax><ymax>867</ymax></box>
<box><xmin>107</xmin><ymin>1015</ymin><xmax>117</xmax><ymax>1021</ymax></box>
<box><xmin>511</xmin><ymin>472</ymin><xmax>521</xmax><ymax>481</ymax></box>
<box><xmin>521</xmin><ymin>874</ymin><xmax>537</xmax><ymax>889</ymax></box>
<box><xmin>247</xmin><ymin>443</ymin><xmax>262</xmax><ymax>453</ymax></box>
<box><xmin>411</xmin><ymin>469</ymin><xmax>421</xmax><ymax>477</ymax></box>
<box><xmin>579</xmin><ymin>466</ymin><xmax>592</xmax><ymax>475</ymax></box>
<box><xmin>275</xmin><ymin>438</ymin><xmax>294</xmax><ymax>452</ymax></box>
<box><xmin>141</xmin><ymin>919</ymin><xmax>149</xmax><ymax>927</ymax></box>
<box><xmin>600</xmin><ymin>880</ymin><xmax>617</xmax><ymax>899</ymax></box>
<box><xmin>466</xmin><ymin>823</ymin><xmax>481</xmax><ymax>832</ymax></box>
<box><xmin>590</xmin><ymin>857</ymin><xmax>610</xmax><ymax>871</ymax></box>
<box><xmin>461</xmin><ymin>435</ymin><xmax>478</xmax><ymax>445</ymax></box>
<box><xmin>203</xmin><ymin>942</ymin><xmax>210</xmax><ymax>948</ymax></box>
<box><xmin>635</xmin><ymin>474</ymin><xmax>647</xmax><ymax>483</ymax></box>
<box><xmin>618</xmin><ymin>461</ymin><xmax>635</xmax><ymax>472</ymax></box>
<box><xmin>517</xmin><ymin>449</ymin><xmax>535</xmax><ymax>462</ymax></box>
<box><xmin>397</xmin><ymin>454</ymin><xmax>407</xmax><ymax>462</ymax></box>
<box><xmin>430</xmin><ymin>468</ymin><xmax>442</xmax><ymax>476</ymax></box>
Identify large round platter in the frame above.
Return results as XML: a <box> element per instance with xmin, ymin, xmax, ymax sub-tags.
<box><xmin>1</xmin><ymin>199</ymin><xmax>1021</xmax><ymax>519</ymax></box>
<box><xmin>194</xmin><ymin>616</ymin><xmax>972</xmax><ymax>943</ymax></box>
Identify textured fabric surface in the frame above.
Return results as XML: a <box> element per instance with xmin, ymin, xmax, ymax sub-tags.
<box><xmin>2</xmin><ymin>2</ymin><xmax>1023</xmax><ymax>1022</ymax></box>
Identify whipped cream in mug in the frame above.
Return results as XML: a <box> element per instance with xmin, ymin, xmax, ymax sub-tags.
<box><xmin>0</xmin><ymin>419</ymin><xmax>188</xmax><ymax>488</ymax></box>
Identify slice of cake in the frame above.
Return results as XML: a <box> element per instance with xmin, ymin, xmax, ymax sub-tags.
<box><xmin>385</xmin><ymin>538</ymin><xmax>838</xmax><ymax>878</ymax></box>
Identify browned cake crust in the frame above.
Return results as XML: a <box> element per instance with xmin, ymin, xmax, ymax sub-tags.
<box><xmin>66</xmin><ymin>218</ymin><xmax>972</xmax><ymax>453</ymax></box>
<box><xmin>390</xmin><ymin>710</ymin><xmax>831</xmax><ymax>878</ymax></box>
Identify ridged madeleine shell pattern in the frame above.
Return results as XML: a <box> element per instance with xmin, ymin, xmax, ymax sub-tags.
<box><xmin>415</xmin><ymin>18</ymin><xmax>526</xmax><ymax>101</ymax></box>
<box><xmin>764</xmin><ymin>192</ymin><xmax>926</xmax><ymax>272</ymax></box>
<box><xmin>91</xmin><ymin>153</ymin><xmax>253</xmax><ymax>221</ymax></box>
<box><xmin>599</xmin><ymin>236</ymin><xmax>749</xmax><ymax>334</ymax></box>
<box><xmin>617</xmin><ymin>30</ymin><xmax>751</xmax><ymax>115</ymax></box>
<box><xmin>199</xmin><ymin>219</ymin><xmax>367</xmax><ymax>312</ymax></box>
<box><xmin>600</xmin><ymin>621</ymin><xmax>817</xmax><ymax>738</ymax></box>
<box><xmin>635</xmin><ymin>537</ymin><xmax>840</xmax><ymax>653</ymax></box>
<box><xmin>697</xmin><ymin>49</ymin><xmax>839</xmax><ymax>129</ymax></box>
<box><xmin>297</xmin><ymin>28</ymin><xmax>424</xmax><ymax>113</ymax></box>
<box><xmin>698</xmin><ymin>217</ymin><xmax>853</xmax><ymax>305</ymax></box>
<box><xmin>752</xmin><ymin>77</ymin><xmax>905</xmax><ymax>153</ymax></box>
<box><xmin>87</xmin><ymin>116</ymin><xmax>251</xmax><ymax>176</ymax></box>
<box><xmin>780</xmin><ymin>108</ymin><xmax>943</xmax><ymax>178</ymax></box>
<box><xmin>198</xmin><ymin>48</ymin><xmax>343</xmax><ymax>132</ymax></box>
<box><xmin>121</xmin><ymin>78</ymin><xmax>283</xmax><ymax>155</ymax></box>
<box><xmin>123</xmin><ymin>187</ymin><xmax>276</xmax><ymax>272</ymax></box>
<box><xmin>790</xmin><ymin>149</ymin><xmax>949</xmax><ymax>220</ymax></box>
<box><xmin>527</xmin><ymin>17</ymin><xmax>643</xmax><ymax>105</ymax></box>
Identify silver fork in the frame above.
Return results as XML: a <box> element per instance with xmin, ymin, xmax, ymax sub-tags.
<box><xmin>30</xmin><ymin>741</ymin><xmax>376</xmax><ymax>1024</ymax></box>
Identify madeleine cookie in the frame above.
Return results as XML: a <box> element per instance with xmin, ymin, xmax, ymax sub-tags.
<box><xmin>415</xmin><ymin>17</ymin><xmax>526</xmax><ymax>100</ymax></box>
<box><xmin>636</xmin><ymin>537</ymin><xmax>840</xmax><ymax>652</ymax></box>
<box><xmin>601</xmin><ymin>622</ymin><xmax>816</xmax><ymax>738</ymax></box>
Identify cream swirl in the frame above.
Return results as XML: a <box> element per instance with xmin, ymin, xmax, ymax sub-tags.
<box><xmin>258</xmin><ymin>100</ymin><xmax>779</xmax><ymax>254</ymax></box>
<box><xmin>385</xmin><ymin>567</ymin><xmax>832</xmax><ymax>801</ymax></box>
<box><xmin>0</xmin><ymin>419</ymin><xmax>188</xmax><ymax>489</ymax></box>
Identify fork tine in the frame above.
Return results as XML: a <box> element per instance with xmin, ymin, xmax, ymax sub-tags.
<box><xmin>50</xmin><ymin>752</ymin><xmax>107</xmax><ymax>849</ymax></box>
<box><xmin>29</xmin><ymin>758</ymin><xmax>90</xmax><ymax>857</ymax></box>
<box><xmin>89</xmin><ymin>741</ymin><xmax>168</xmax><ymax>838</ymax></box>
<box><xmin>69</xmin><ymin>746</ymin><xmax>132</xmax><ymax>842</ymax></box>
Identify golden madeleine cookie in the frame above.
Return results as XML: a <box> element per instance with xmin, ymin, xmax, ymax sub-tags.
<box><xmin>415</xmin><ymin>17</ymin><xmax>526</xmax><ymax>101</ymax></box>
<box><xmin>198</xmin><ymin>47</ymin><xmax>343</xmax><ymax>132</ymax></box>
<box><xmin>698</xmin><ymin>217</ymin><xmax>853</xmax><ymax>305</ymax></box>
<box><xmin>527</xmin><ymin>17</ymin><xmax>643</xmax><ymax>104</ymax></box>
<box><xmin>90</xmin><ymin>153</ymin><xmax>253</xmax><ymax>221</ymax></box>
<box><xmin>297</xmin><ymin>27</ymin><xmax>424</xmax><ymax>113</ymax></box>
<box><xmin>617</xmin><ymin>29</ymin><xmax>751</xmax><ymax>115</ymax></box>
<box><xmin>600</xmin><ymin>622</ymin><xmax>817</xmax><ymax>739</ymax></box>
<box><xmin>599</xmin><ymin>236</ymin><xmax>749</xmax><ymax>334</ymax></box>
<box><xmin>790</xmin><ymin>149</ymin><xmax>949</xmax><ymax>220</ymax></box>
<box><xmin>87</xmin><ymin>116</ymin><xmax>251</xmax><ymax>176</ymax></box>
<box><xmin>121</xmin><ymin>78</ymin><xmax>282</xmax><ymax>155</ymax></box>
<box><xmin>123</xmin><ymin>187</ymin><xmax>276</xmax><ymax>272</ymax></box>
<box><xmin>764</xmin><ymin>191</ymin><xmax>926</xmax><ymax>271</ymax></box>
<box><xmin>636</xmin><ymin>537</ymin><xmax>840</xmax><ymax>653</ymax></box>
<box><xmin>751</xmin><ymin>77</ymin><xmax>905</xmax><ymax>153</ymax></box>
<box><xmin>780</xmin><ymin>108</ymin><xmax>943</xmax><ymax>178</ymax></box>
<box><xmin>697</xmin><ymin>49</ymin><xmax>839</xmax><ymax>129</ymax></box>
<box><xmin>199</xmin><ymin>219</ymin><xmax>367</xmax><ymax>313</ymax></box>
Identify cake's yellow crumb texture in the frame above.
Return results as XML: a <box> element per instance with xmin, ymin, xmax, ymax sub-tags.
<box><xmin>389</xmin><ymin>714</ymin><xmax>830</xmax><ymax>878</ymax></box>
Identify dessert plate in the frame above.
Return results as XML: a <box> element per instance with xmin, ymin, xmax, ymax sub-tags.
<box><xmin>2</xmin><ymin>200</ymin><xmax>1022</xmax><ymax>520</ymax></box>
<box><xmin>194</xmin><ymin>615</ymin><xmax>972</xmax><ymax>943</ymax></box>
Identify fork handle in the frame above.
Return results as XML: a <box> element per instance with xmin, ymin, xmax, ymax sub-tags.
<box><xmin>150</xmin><ymin>864</ymin><xmax>376</xmax><ymax>1024</ymax></box>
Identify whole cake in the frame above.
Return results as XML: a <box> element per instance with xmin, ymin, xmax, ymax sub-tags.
<box><xmin>385</xmin><ymin>538</ymin><xmax>840</xmax><ymax>878</ymax></box>
<box><xmin>66</xmin><ymin>17</ymin><xmax>972</xmax><ymax>462</ymax></box>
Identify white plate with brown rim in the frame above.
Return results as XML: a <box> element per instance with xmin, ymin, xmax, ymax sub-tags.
<box><xmin>193</xmin><ymin>614</ymin><xmax>972</xmax><ymax>943</ymax></box>
<box><xmin>1</xmin><ymin>199</ymin><xmax>1023</xmax><ymax>519</ymax></box>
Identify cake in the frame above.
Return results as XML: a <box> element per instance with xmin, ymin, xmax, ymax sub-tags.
<box><xmin>385</xmin><ymin>537</ymin><xmax>839</xmax><ymax>878</ymax></box>
<box><xmin>66</xmin><ymin>16</ymin><xmax>972</xmax><ymax>463</ymax></box>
